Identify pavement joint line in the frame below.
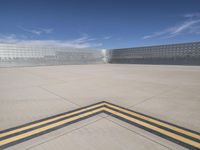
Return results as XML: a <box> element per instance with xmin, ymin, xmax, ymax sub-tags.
<box><xmin>19</xmin><ymin>69</ymin><xmax>66</xmax><ymax>83</ymax></box>
<box><xmin>0</xmin><ymin>101</ymin><xmax>200</xmax><ymax>149</ymax></box>
<box><xmin>38</xmin><ymin>86</ymin><xmax>81</xmax><ymax>107</ymax></box>
<box><xmin>104</xmin><ymin>117</ymin><xmax>173</xmax><ymax>150</ymax></box>
<box><xmin>25</xmin><ymin>116</ymin><xmax>105</xmax><ymax>150</ymax></box>
<box><xmin>127</xmin><ymin>87</ymin><xmax>178</xmax><ymax>109</ymax></box>
<box><xmin>0</xmin><ymin>102</ymin><xmax>104</xmax><ymax>138</ymax></box>
<box><xmin>37</xmin><ymin>76</ymin><xmax>99</xmax><ymax>87</ymax></box>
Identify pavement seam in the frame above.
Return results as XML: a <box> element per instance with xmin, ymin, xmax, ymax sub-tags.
<box><xmin>38</xmin><ymin>87</ymin><xmax>108</xmax><ymax>120</ymax></box>
<box><xmin>104</xmin><ymin>117</ymin><xmax>174</xmax><ymax>150</ymax></box>
<box><xmin>25</xmin><ymin>116</ymin><xmax>105</xmax><ymax>150</ymax></box>
<box><xmin>1</xmin><ymin>102</ymin><xmax>199</xmax><ymax>149</ymax></box>
<box><xmin>26</xmin><ymin>115</ymin><xmax>174</xmax><ymax>150</ymax></box>
<box><xmin>38</xmin><ymin>86</ymin><xmax>81</xmax><ymax>107</ymax></box>
<box><xmin>19</xmin><ymin>68</ymin><xmax>66</xmax><ymax>83</ymax></box>
<box><xmin>127</xmin><ymin>86</ymin><xmax>179</xmax><ymax>109</ymax></box>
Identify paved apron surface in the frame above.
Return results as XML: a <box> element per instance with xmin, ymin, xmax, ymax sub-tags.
<box><xmin>0</xmin><ymin>101</ymin><xmax>200</xmax><ymax>150</ymax></box>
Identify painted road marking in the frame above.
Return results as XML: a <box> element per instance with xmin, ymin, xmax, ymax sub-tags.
<box><xmin>0</xmin><ymin>102</ymin><xmax>104</xmax><ymax>138</ymax></box>
<box><xmin>104</xmin><ymin>102</ymin><xmax>200</xmax><ymax>140</ymax></box>
<box><xmin>0</xmin><ymin>101</ymin><xmax>199</xmax><ymax>149</ymax></box>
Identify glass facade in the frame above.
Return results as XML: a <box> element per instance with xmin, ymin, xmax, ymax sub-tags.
<box><xmin>108</xmin><ymin>42</ymin><xmax>200</xmax><ymax>65</ymax></box>
<box><xmin>0</xmin><ymin>44</ymin><xmax>103</xmax><ymax>67</ymax></box>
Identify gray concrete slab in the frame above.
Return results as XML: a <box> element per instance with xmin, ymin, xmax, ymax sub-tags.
<box><xmin>27</xmin><ymin>118</ymin><xmax>170</xmax><ymax>150</ymax></box>
<box><xmin>0</xmin><ymin>64</ymin><xmax>200</xmax><ymax>149</ymax></box>
<box><xmin>130</xmin><ymin>87</ymin><xmax>200</xmax><ymax>131</ymax></box>
<box><xmin>0</xmin><ymin>86</ymin><xmax>77</xmax><ymax>130</ymax></box>
<box><xmin>7</xmin><ymin>115</ymin><xmax>103</xmax><ymax>150</ymax></box>
<box><xmin>106</xmin><ymin>114</ymin><xmax>187</xmax><ymax>150</ymax></box>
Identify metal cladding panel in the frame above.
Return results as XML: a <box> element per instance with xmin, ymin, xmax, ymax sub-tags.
<box><xmin>108</xmin><ymin>42</ymin><xmax>200</xmax><ymax>65</ymax></box>
<box><xmin>0</xmin><ymin>44</ymin><xmax>104</xmax><ymax>67</ymax></box>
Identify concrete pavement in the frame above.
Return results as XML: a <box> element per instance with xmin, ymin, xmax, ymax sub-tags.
<box><xmin>0</xmin><ymin>64</ymin><xmax>200</xmax><ymax>149</ymax></box>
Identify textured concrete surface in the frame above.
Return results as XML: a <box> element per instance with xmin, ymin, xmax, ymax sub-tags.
<box><xmin>0</xmin><ymin>64</ymin><xmax>200</xmax><ymax>150</ymax></box>
<box><xmin>27</xmin><ymin>119</ymin><xmax>170</xmax><ymax>150</ymax></box>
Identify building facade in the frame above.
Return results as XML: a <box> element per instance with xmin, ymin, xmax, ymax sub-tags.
<box><xmin>107</xmin><ymin>42</ymin><xmax>200</xmax><ymax>65</ymax></box>
<box><xmin>0</xmin><ymin>43</ymin><xmax>103</xmax><ymax>67</ymax></box>
<box><xmin>1</xmin><ymin>42</ymin><xmax>200</xmax><ymax>67</ymax></box>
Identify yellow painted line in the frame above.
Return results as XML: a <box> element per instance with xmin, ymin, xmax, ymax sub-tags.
<box><xmin>0</xmin><ymin>107</ymin><xmax>104</xmax><ymax>146</ymax></box>
<box><xmin>1</xmin><ymin>102</ymin><xmax>199</xmax><ymax>149</ymax></box>
<box><xmin>104</xmin><ymin>108</ymin><xmax>200</xmax><ymax>149</ymax></box>
<box><xmin>104</xmin><ymin>102</ymin><xmax>200</xmax><ymax>140</ymax></box>
<box><xmin>0</xmin><ymin>103</ymin><xmax>104</xmax><ymax>138</ymax></box>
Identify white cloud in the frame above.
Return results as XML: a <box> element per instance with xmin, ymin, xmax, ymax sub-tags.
<box><xmin>18</xmin><ymin>26</ymin><xmax>53</xmax><ymax>35</ymax></box>
<box><xmin>170</xmin><ymin>20</ymin><xmax>200</xmax><ymax>35</ymax></box>
<box><xmin>0</xmin><ymin>34</ymin><xmax>102</xmax><ymax>48</ymax></box>
<box><xmin>142</xmin><ymin>29</ymin><xmax>169</xmax><ymax>39</ymax></box>
<box><xmin>142</xmin><ymin>13</ymin><xmax>200</xmax><ymax>39</ymax></box>
<box><xmin>103</xmin><ymin>36</ymin><xmax>112</xmax><ymax>40</ymax></box>
<box><xmin>41</xmin><ymin>28</ymin><xmax>53</xmax><ymax>34</ymax></box>
<box><xmin>183</xmin><ymin>13</ymin><xmax>200</xmax><ymax>19</ymax></box>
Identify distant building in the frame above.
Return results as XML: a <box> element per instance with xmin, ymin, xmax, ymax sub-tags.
<box><xmin>1</xmin><ymin>42</ymin><xmax>200</xmax><ymax>67</ymax></box>
<box><xmin>0</xmin><ymin>43</ymin><xmax>103</xmax><ymax>67</ymax></box>
<box><xmin>107</xmin><ymin>41</ymin><xmax>200</xmax><ymax>65</ymax></box>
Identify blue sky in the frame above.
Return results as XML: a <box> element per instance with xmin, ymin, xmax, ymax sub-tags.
<box><xmin>0</xmin><ymin>0</ymin><xmax>200</xmax><ymax>49</ymax></box>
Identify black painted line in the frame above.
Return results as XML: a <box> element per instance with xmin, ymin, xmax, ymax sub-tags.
<box><xmin>105</xmin><ymin>105</ymin><xmax>200</xmax><ymax>143</ymax></box>
<box><xmin>0</xmin><ymin>106</ymin><xmax>104</xmax><ymax>141</ymax></box>
<box><xmin>1</xmin><ymin>101</ymin><xmax>199</xmax><ymax>150</ymax></box>
<box><xmin>104</xmin><ymin>111</ymin><xmax>199</xmax><ymax>150</ymax></box>
<box><xmin>0</xmin><ymin>101</ymin><xmax>104</xmax><ymax>134</ymax></box>
<box><xmin>0</xmin><ymin>111</ymin><xmax>102</xmax><ymax>150</ymax></box>
<box><xmin>104</xmin><ymin>101</ymin><xmax>200</xmax><ymax>136</ymax></box>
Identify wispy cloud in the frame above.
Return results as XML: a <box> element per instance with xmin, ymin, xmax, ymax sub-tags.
<box><xmin>183</xmin><ymin>13</ymin><xmax>200</xmax><ymax>19</ymax></box>
<box><xmin>103</xmin><ymin>36</ymin><xmax>112</xmax><ymax>40</ymax></box>
<box><xmin>18</xmin><ymin>26</ymin><xmax>53</xmax><ymax>35</ymax></box>
<box><xmin>142</xmin><ymin>12</ymin><xmax>200</xmax><ymax>39</ymax></box>
<box><xmin>0</xmin><ymin>34</ymin><xmax>102</xmax><ymax>48</ymax></box>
